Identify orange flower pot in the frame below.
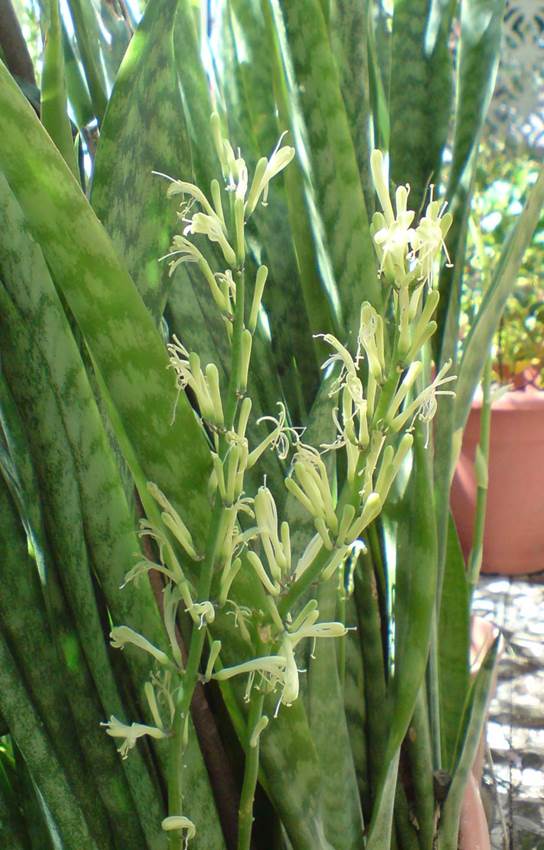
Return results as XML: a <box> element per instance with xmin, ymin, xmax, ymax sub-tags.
<box><xmin>458</xmin><ymin>618</ymin><xmax>503</xmax><ymax>850</ymax></box>
<box><xmin>451</xmin><ymin>387</ymin><xmax>544</xmax><ymax>574</ymax></box>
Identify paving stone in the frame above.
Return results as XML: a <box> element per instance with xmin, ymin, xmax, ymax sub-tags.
<box><xmin>474</xmin><ymin>572</ymin><xmax>544</xmax><ymax>850</ymax></box>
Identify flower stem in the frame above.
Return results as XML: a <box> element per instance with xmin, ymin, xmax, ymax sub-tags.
<box><xmin>167</xmin><ymin>253</ymin><xmax>249</xmax><ymax>847</ymax></box>
<box><xmin>237</xmin><ymin>692</ymin><xmax>265</xmax><ymax>850</ymax></box>
<box><xmin>225</xmin><ymin>267</ymin><xmax>245</xmax><ymax>429</ymax></box>
<box><xmin>167</xmin><ymin>497</ymin><xmax>224</xmax><ymax>850</ymax></box>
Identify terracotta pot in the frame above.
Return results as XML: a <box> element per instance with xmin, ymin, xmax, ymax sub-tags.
<box><xmin>451</xmin><ymin>386</ymin><xmax>544</xmax><ymax>575</ymax></box>
<box><xmin>458</xmin><ymin>618</ymin><xmax>503</xmax><ymax>850</ymax></box>
<box><xmin>459</xmin><ymin>774</ymin><xmax>491</xmax><ymax>850</ymax></box>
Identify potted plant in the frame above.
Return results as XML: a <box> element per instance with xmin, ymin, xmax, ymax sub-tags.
<box><xmin>0</xmin><ymin>3</ymin><xmax>542</xmax><ymax>850</ymax></box>
<box><xmin>452</xmin><ymin>151</ymin><xmax>544</xmax><ymax>574</ymax></box>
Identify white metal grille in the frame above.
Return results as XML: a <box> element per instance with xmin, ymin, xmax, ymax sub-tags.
<box><xmin>488</xmin><ymin>0</ymin><xmax>544</xmax><ymax>150</ymax></box>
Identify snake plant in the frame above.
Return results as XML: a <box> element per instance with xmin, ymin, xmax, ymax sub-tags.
<box><xmin>0</xmin><ymin>1</ymin><xmax>542</xmax><ymax>849</ymax></box>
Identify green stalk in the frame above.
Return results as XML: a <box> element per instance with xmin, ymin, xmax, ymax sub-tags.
<box><xmin>237</xmin><ymin>692</ymin><xmax>265</xmax><ymax>850</ymax></box>
<box><xmin>277</xmin><ymin>545</ymin><xmax>331</xmax><ymax>617</ymax></box>
<box><xmin>467</xmin><ymin>355</ymin><xmax>492</xmax><ymax>593</ymax></box>
<box><xmin>167</xmin><ymin>254</ymin><xmax>248</xmax><ymax>849</ymax></box>
<box><xmin>336</xmin><ymin>570</ymin><xmax>347</xmax><ymax>689</ymax></box>
<box><xmin>225</xmin><ymin>267</ymin><xmax>246</xmax><ymax>429</ymax></box>
<box><xmin>367</xmin><ymin>523</ymin><xmax>387</xmax><ymax>612</ymax></box>
<box><xmin>167</xmin><ymin>499</ymin><xmax>225</xmax><ymax>850</ymax></box>
<box><xmin>427</xmin><ymin>612</ymin><xmax>442</xmax><ymax>770</ymax></box>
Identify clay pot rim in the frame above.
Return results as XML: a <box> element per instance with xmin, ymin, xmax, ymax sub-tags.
<box><xmin>471</xmin><ymin>385</ymin><xmax>544</xmax><ymax>413</ymax></box>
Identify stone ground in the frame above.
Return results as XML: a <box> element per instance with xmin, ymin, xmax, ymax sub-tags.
<box><xmin>474</xmin><ymin>573</ymin><xmax>544</xmax><ymax>850</ymax></box>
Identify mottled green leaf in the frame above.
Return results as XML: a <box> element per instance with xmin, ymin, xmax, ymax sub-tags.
<box><xmin>439</xmin><ymin>516</ymin><xmax>470</xmax><ymax>770</ymax></box>
<box><xmin>0</xmin><ymin>457</ymin><xmax>118</xmax><ymax>850</ymax></box>
<box><xmin>0</xmin><ymin>61</ymin><xmax>212</xmax><ymax>544</ymax></box>
<box><xmin>0</xmin><ymin>626</ymin><xmax>100</xmax><ymax>850</ymax></box>
<box><xmin>307</xmin><ymin>580</ymin><xmax>364</xmax><ymax>850</ymax></box>
<box><xmin>405</xmin><ymin>687</ymin><xmax>435</xmax><ymax>850</ymax></box>
<box><xmin>367</xmin><ymin>427</ymin><xmax>437</xmax><ymax>850</ymax></box>
<box><xmin>448</xmin><ymin>0</ymin><xmax>505</xmax><ymax>201</ymax></box>
<box><xmin>389</xmin><ymin>0</ymin><xmax>453</xmax><ymax>214</ymax></box>
<box><xmin>272</xmin><ymin>0</ymin><xmax>380</xmax><ymax>341</ymax></box>
<box><xmin>330</xmin><ymin>0</ymin><xmax>374</xmax><ymax>214</ymax></box>
<box><xmin>0</xmin><ymin>769</ymin><xmax>31</xmax><ymax>850</ymax></box>
<box><xmin>0</xmin><ymin>177</ymin><xmax>167</xmax><ymax>850</ymax></box>
<box><xmin>342</xmin><ymin>595</ymin><xmax>370</xmax><ymax>815</ymax></box>
<box><xmin>258</xmin><ymin>700</ymin><xmax>334</xmax><ymax>850</ymax></box>
<box><xmin>92</xmin><ymin>0</ymin><xmax>192</xmax><ymax>319</ymax></box>
<box><xmin>219</xmin><ymin>3</ymin><xmax>324</xmax><ymax>415</ymax></box>
<box><xmin>353</xmin><ymin>552</ymin><xmax>389</xmax><ymax>815</ymax></box>
<box><xmin>12</xmin><ymin>745</ymin><xmax>58</xmax><ymax>850</ymax></box>
<box><xmin>173</xmin><ymin>1</ymin><xmax>217</xmax><ymax>186</ymax></box>
<box><xmin>0</xmin><ymin>170</ymin><xmax>225</xmax><ymax>850</ymax></box>
<box><xmin>61</xmin><ymin>21</ymin><xmax>94</xmax><ymax>128</ymax></box>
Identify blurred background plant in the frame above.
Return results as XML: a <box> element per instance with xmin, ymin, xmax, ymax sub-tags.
<box><xmin>0</xmin><ymin>1</ymin><xmax>542</xmax><ymax>850</ymax></box>
<box><xmin>462</xmin><ymin>143</ymin><xmax>544</xmax><ymax>388</ymax></box>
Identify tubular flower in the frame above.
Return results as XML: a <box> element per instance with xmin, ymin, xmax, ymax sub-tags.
<box><xmin>183</xmin><ymin>211</ymin><xmax>236</xmax><ymax>267</ymax></box>
<box><xmin>168</xmin><ymin>336</ymin><xmax>224</xmax><ymax>428</ymax></box>
<box><xmin>389</xmin><ymin>360</ymin><xmax>457</xmax><ymax>434</ymax></box>
<box><xmin>370</xmin><ymin>150</ymin><xmax>416</xmax><ymax>284</ymax></box>
<box><xmin>161</xmin><ymin>816</ymin><xmax>196</xmax><ymax>850</ymax></box>
<box><xmin>161</xmin><ymin>235</ymin><xmax>229</xmax><ymax>313</ymax></box>
<box><xmin>412</xmin><ymin>197</ymin><xmax>453</xmax><ymax>287</ymax></box>
<box><xmin>246</xmin><ymin>133</ymin><xmax>296</xmax><ymax>215</ymax></box>
<box><xmin>248</xmin><ymin>402</ymin><xmax>302</xmax><ymax>466</ymax></box>
<box><xmin>285</xmin><ymin>444</ymin><xmax>338</xmax><ymax>536</ymax></box>
<box><xmin>147</xmin><ymin>481</ymin><xmax>201</xmax><ymax>561</ymax></box>
<box><xmin>254</xmin><ymin>485</ymin><xmax>291</xmax><ymax>579</ymax></box>
<box><xmin>372</xmin><ymin>184</ymin><xmax>416</xmax><ymax>282</ymax></box>
<box><xmin>163</xmin><ymin>177</ymin><xmax>217</xmax><ymax>219</ymax></box>
<box><xmin>109</xmin><ymin>626</ymin><xmax>171</xmax><ymax>667</ymax></box>
<box><xmin>318</xmin><ymin>332</ymin><xmax>361</xmax><ymax>396</ymax></box>
<box><xmin>357</xmin><ymin>302</ymin><xmax>385</xmax><ymax>381</ymax></box>
<box><xmin>210</xmin><ymin>114</ymin><xmax>248</xmax><ymax>199</ymax></box>
<box><xmin>101</xmin><ymin>716</ymin><xmax>168</xmax><ymax>759</ymax></box>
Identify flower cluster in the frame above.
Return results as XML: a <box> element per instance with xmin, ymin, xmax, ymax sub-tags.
<box><xmin>370</xmin><ymin>149</ymin><xmax>452</xmax><ymax>290</ymax></box>
<box><xmin>105</xmin><ymin>127</ymin><xmax>456</xmax><ymax>847</ymax></box>
<box><xmin>370</xmin><ymin>150</ymin><xmax>453</xmax><ymax>363</ymax></box>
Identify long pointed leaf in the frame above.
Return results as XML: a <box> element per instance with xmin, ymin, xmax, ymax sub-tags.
<box><xmin>91</xmin><ymin>0</ymin><xmax>192</xmax><ymax>319</ymax></box>
<box><xmin>447</xmin><ymin>0</ymin><xmax>505</xmax><ymax>202</ymax></box>
<box><xmin>389</xmin><ymin>0</ymin><xmax>453</xmax><ymax>213</ymax></box>
<box><xmin>307</xmin><ymin>580</ymin><xmax>365</xmax><ymax>850</ymax></box>
<box><xmin>436</xmin><ymin>637</ymin><xmax>499</xmax><ymax>850</ymax></box>
<box><xmin>439</xmin><ymin>516</ymin><xmax>470</xmax><ymax>769</ymax></box>
<box><xmin>0</xmin><ymin>170</ymin><xmax>225</xmax><ymax>849</ymax></box>
<box><xmin>41</xmin><ymin>0</ymin><xmax>79</xmax><ymax>178</ymax></box>
<box><xmin>367</xmin><ymin>426</ymin><xmax>437</xmax><ymax>850</ymax></box>
<box><xmin>330</xmin><ymin>0</ymin><xmax>374</xmax><ymax>213</ymax></box>
<box><xmin>0</xmin><ymin>60</ymin><xmax>212</xmax><ymax>541</ymax></box>
<box><xmin>0</xmin><ymin>474</ymin><xmax>113</xmax><ymax>850</ymax></box>
<box><xmin>0</xmin><ymin>626</ymin><xmax>100</xmax><ymax>850</ymax></box>
<box><xmin>65</xmin><ymin>0</ymin><xmax>108</xmax><ymax>120</ymax></box>
<box><xmin>271</xmin><ymin>0</ymin><xmax>380</xmax><ymax>339</ymax></box>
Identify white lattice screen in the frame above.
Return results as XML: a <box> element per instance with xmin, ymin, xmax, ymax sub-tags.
<box><xmin>488</xmin><ymin>0</ymin><xmax>544</xmax><ymax>150</ymax></box>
